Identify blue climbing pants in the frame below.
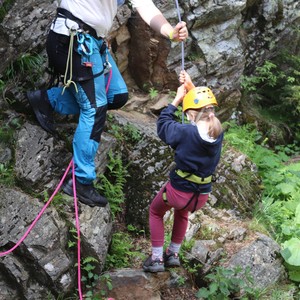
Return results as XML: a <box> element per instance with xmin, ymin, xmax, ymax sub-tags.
<box><xmin>46</xmin><ymin>30</ymin><xmax>128</xmax><ymax>184</ymax></box>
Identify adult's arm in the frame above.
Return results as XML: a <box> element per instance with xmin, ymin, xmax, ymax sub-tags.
<box><xmin>130</xmin><ymin>0</ymin><xmax>188</xmax><ymax>41</ymax></box>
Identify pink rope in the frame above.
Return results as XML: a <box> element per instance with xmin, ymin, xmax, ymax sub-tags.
<box><xmin>72</xmin><ymin>160</ymin><xmax>83</xmax><ymax>300</ymax></box>
<box><xmin>106</xmin><ymin>69</ymin><xmax>112</xmax><ymax>93</ymax></box>
<box><xmin>0</xmin><ymin>159</ymin><xmax>73</xmax><ymax>257</ymax></box>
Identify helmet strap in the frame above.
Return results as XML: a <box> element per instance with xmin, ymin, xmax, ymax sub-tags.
<box><xmin>195</xmin><ymin>110</ymin><xmax>204</xmax><ymax>123</ymax></box>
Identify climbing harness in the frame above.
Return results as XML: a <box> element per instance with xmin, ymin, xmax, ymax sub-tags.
<box><xmin>57</xmin><ymin>7</ymin><xmax>98</xmax><ymax>39</ymax></box>
<box><xmin>62</xmin><ymin>28</ymin><xmax>109</xmax><ymax>94</ymax></box>
<box><xmin>57</xmin><ymin>7</ymin><xmax>111</xmax><ymax>94</ymax></box>
<box><xmin>162</xmin><ymin>186</ymin><xmax>200</xmax><ymax>213</ymax></box>
<box><xmin>175</xmin><ymin>169</ymin><xmax>212</xmax><ymax>184</ymax></box>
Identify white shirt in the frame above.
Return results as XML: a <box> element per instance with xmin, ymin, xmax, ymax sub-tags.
<box><xmin>52</xmin><ymin>0</ymin><xmax>154</xmax><ymax>38</ymax></box>
<box><xmin>193</xmin><ymin>121</ymin><xmax>216</xmax><ymax>143</ymax></box>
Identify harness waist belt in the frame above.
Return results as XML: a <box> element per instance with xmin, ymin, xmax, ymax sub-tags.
<box><xmin>57</xmin><ymin>7</ymin><xmax>99</xmax><ymax>39</ymax></box>
<box><xmin>176</xmin><ymin>169</ymin><xmax>212</xmax><ymax>184</ymax></box>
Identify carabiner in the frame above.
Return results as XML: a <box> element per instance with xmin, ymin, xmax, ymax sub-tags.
<box><xmin>76</xmin><ymin>32</ymin><xmax>93</xmax><ymax>56</ymax></box>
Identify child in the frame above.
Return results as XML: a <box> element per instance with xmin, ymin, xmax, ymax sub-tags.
<box><xmin>143</xmin><ymin>71</ymin><xmax>223</xmax><ymax>272</ymax></box>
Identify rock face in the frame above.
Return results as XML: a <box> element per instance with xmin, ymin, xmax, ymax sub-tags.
<box><xmin>0</xmin><ymin>187</ymin><xmax>74</xmax><ymax>299</ymax></box>
<box><xmin>0</xmin><ymin>184</ymin><xmax>112</xmax><ymax>299</ymax></box>
<box><xmin>0</xmin><ymin>0</ymin><xmax>299</xmax><ymax>299</ymax></box>
<box><xmin>227</xmin><ymin>233</ymin><xmax>286</xmax><ymax>289</ymax></box>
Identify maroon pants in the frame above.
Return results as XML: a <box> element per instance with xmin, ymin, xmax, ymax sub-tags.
<box><xmin>149</xmin><ymin>181</ymin><xmax>209</xmax><ymax>247</ymax></box>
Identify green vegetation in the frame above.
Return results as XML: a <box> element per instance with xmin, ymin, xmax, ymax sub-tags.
<box><xmin>48</xmin><ymin>192</ymin><xmax>71</xmax><ymax>215</ymax></box>
<box><xmin>240</xmin><ymin>51</ymin><xmax>300</xmax><ymax>141</ymax></box>
<box><xmin>224</xmin><ymin>121</ymin><xmax>300</xmax><ymax>284</ymax></box>
<box><xmin>0</xmin><ymin>79</ymin><xmax>4</xmax><ymax>94</ymax></box>
<box><xmin>104</xmin><ymin>232</ymin><xmax>144</xmax><ymax>270</ymax></box>
<box><xmin>107</xmin><ymin>121</ymin><xmax>141</xmax><ymax>145</ymax></box>
<box><xmin>0</xmin><ymin>0</ymin><xmax>15</xmax><ymax>22</ymax></box>
<box><xmin>0</xmin><ymin>163</ymin><xmax>14</xmax><ymax>186</ymax></box>
<box><xmin>0</xmin><ymin>126</ymin><xmax>16</xmax><ymax>186</ymax></box>
<box><xmin>81</xmin><ymin>257</ymin><xmax>114</xmax><ymax>300</ymax></box>
<box><xmin>180</xmin><ymin>238</ymin><xmax>202</xmax><ymax>275</ymax></box>
<box><xmin>127</xmin><ymin>224</ymin><xmax>145</xmax><ymax>237</ymax></box>
<box><xmin>5</xmin><ymin>53</ymin><xmax>45</xmax><ymax>84</ymax></box>
<box><xmin>148</xmin><ymin>87</ymin><xmax>158</xmax><ymax>99</ymax></box>
<box><xmin>196</xmin><ymin>266</ymin><xmax>262</xmax><ymax>299</ymax></box>
<box><xmin>97</xmin><ymin>150</ymin><xmax>129</xmax><ymax>218</ymax></box>
<box><xmin>1</xmin><ymin>52</ymin><xmax>45</xmax><ymax>104</ymax></box>
<box><xmin>80</xmin><ymin>256</ymin><xmax>100</xmax><ymax>291</ymax></box>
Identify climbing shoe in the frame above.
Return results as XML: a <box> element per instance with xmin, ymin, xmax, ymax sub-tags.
<box><xmin>163</xmin><ymin>249</ymin><xmax>180</xmax><ymax>268</ymax></box>
<box><xmin>26</xmin><ymin>89</ymin><xmax>56</xmax><ymax>134</ymax></box>
<box><xmin>143</xmin><ymin>255</ymin><xmax>165</xmax><ymax>273</ymax></box>
<box><xmin>62</xmin><ymin>178</ymin><xmax>108</xmax><ymax>208</ymax></box>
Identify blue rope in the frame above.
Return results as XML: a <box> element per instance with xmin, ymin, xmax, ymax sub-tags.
<box><xmin>174</xmin><ymin>0</ymin><xmax>185</xmax><ymax>71</ymax></box>
<box><xmin>174</xmin><ymin>0</ymin><xmax>185</xmax><ymax>123</ymax></box>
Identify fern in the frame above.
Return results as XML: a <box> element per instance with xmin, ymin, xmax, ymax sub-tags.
<box><xmin>97</xmin><ymin>151</ymin><xmax>128</xmax><ymax>217</ymax></box>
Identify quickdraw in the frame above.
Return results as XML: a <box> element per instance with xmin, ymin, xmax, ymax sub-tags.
<box><xmin>62</xmin><ymin>26</ymin><xmax>79</xmax><ymax>94</ymax></box>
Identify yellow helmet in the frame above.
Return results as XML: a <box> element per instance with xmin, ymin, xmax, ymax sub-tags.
<box><xmin>182</xmin><ymin>87</ymin><xmax>218</xmax><ymax>112</ymax></box>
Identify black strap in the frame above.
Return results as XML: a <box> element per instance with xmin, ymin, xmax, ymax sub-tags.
<box><xmin>191</xmin><ymin>192</ymin><xmax>200</xmax><ymax>213</ymax></box>
<box><xmin>76</xmin><ymin>70</ymin><xmax>105</xmax><ymax>81</ymax></box>
<box><xmin>163</xmin><ymin>185</ymin><xmax>200</xmax><ymax>213</ymax></box>
<box><xmin>162</xmin><ymin>186</ymin><xmax>168</xmax><ymax>204</ymax></box>
<box><xmin>180</xmin><ymin>193</ymin><xmax>195</xmax><ymax>211</ymax></box>
<box><xmin>57</xmin><ymin>7</ymin><xmax>99</xmax><ymax>39</ymax></box>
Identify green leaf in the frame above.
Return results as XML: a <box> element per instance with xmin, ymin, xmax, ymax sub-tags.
<box><xmin>275</xmin><ymin>182</ymin><xmax>295</xmax><ymax>194</ymax></box>
<box><xmin>288</xmin><ymin>270</ymin><xmax>300</xmax><ymax>282</ymax></box>
<box><xmin>196</xmin><ymin>288</ymin><xmax>211</xmax><ymax>298</ymax></box>
<box><xmin>295</xmin><ymin>204</ymin><xmax>300</xmax><ymax>224</ymax></box>
<box><xmin>209</xmin><ymin>282</ymin><xmax>218</xmax><ymax>294</ymax></box>
<box><xmin>281</xmin><ymin>225</ymin><xmax>292</xmax><ymax>236</ymax></box>
<box><xmin>107</xmin><ymin>282</ymin><xmax>113</xmax><ymax>290</ymax></box>
<box><xmin>219</xmin><ymin>284</ymin><xmax>230</xmax><ymax>296</ymax></box>
<box><xmin>281</xmin><ymin>238</ymin><xmax>300</xmax><ymax>266</ymax></box>
<box><xmin>284</xmin><ymin>198</ymin><xmax>300</xmax><ymax>213</ymax></box>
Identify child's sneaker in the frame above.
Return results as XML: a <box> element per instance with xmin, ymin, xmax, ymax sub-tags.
<box><xmin>164</xmin><ymin>249</ymin><xmax>180</xmax><ymax>267</ymax></box>
<box><xmin>143</xmin><ymin>255</ymin><xmax>165</xmax><ymax>273</ymax></box>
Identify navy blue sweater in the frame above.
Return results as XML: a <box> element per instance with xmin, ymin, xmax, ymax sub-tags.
<box><xmin>157</xmin><ymin>104</ymin><xmax>223</xmax><ymax>193</ymax></box>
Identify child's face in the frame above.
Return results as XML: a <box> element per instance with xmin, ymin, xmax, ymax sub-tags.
<box><xmin>201</xmin><ymin>105</ymin><xmax>215</xmax><ymax>113</ymax></box>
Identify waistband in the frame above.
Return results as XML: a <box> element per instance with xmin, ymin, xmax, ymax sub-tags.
<box><xmin>56</xmin><ymin>7</ymin><xmax>99</xmax><ymax>39</ymax></box>
<box><xmin>175</xmin><ymin>169</ymin><xmax>212</xmax><ymax>184</ymax></box>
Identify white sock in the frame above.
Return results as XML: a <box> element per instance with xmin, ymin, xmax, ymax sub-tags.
<box><xmin>168</xmin><ymin>242</ymin><xmax>181</xmax><ymax>254</ymax></box>
<box><xmin>152</xmin><ymin>246</ymin><xmax>163</xmax><ymax>260</ymax></box>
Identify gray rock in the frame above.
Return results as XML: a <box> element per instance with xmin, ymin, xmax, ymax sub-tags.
<box><xmin>227</xmin><ymin>233</ymin><xmax>286</xmax><ymax>289</ymax></box>
<box><xmin>0</xmin><ymin>187</ymin><xmax>73</xmax><ymax>299</ymax></box>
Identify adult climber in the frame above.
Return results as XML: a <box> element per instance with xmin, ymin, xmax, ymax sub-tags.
<box><xmin>26</xmin><ymin>0</ymin><xmax>188</xmax><ymax>208</ymax></box>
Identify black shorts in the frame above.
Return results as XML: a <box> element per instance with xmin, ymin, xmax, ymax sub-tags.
<box><xmin>46</xmin><ymin>30</ymin><xmax>94</xmax><ymax>81</ymax></box>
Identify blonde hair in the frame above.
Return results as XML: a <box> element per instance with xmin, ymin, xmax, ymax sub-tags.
<box><xmin>186</xmin><ymin>109</ymin><xmax>223</xmax><ymax>139</ymax></box>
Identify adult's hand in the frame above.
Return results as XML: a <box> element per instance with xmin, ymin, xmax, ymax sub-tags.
<box><xmin>170</xmin><ymin>21</ymin><xmax>188</xmax><ymax>42</ymax></box>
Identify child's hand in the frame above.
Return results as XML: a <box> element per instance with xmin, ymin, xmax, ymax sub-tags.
<box><xmin>179</xmin><ymin>71</ymin><xmax>185</xmax><ymax>85</ymax></box>
<box><xmin>172</xmin><ymin>84</ymin><xmax>186</xmax><ymax>107</ymax></box>
<box><xmin>179</xmin><ymin>70</ymin><xmax>195</xmax><ymax>91</ymax></box>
